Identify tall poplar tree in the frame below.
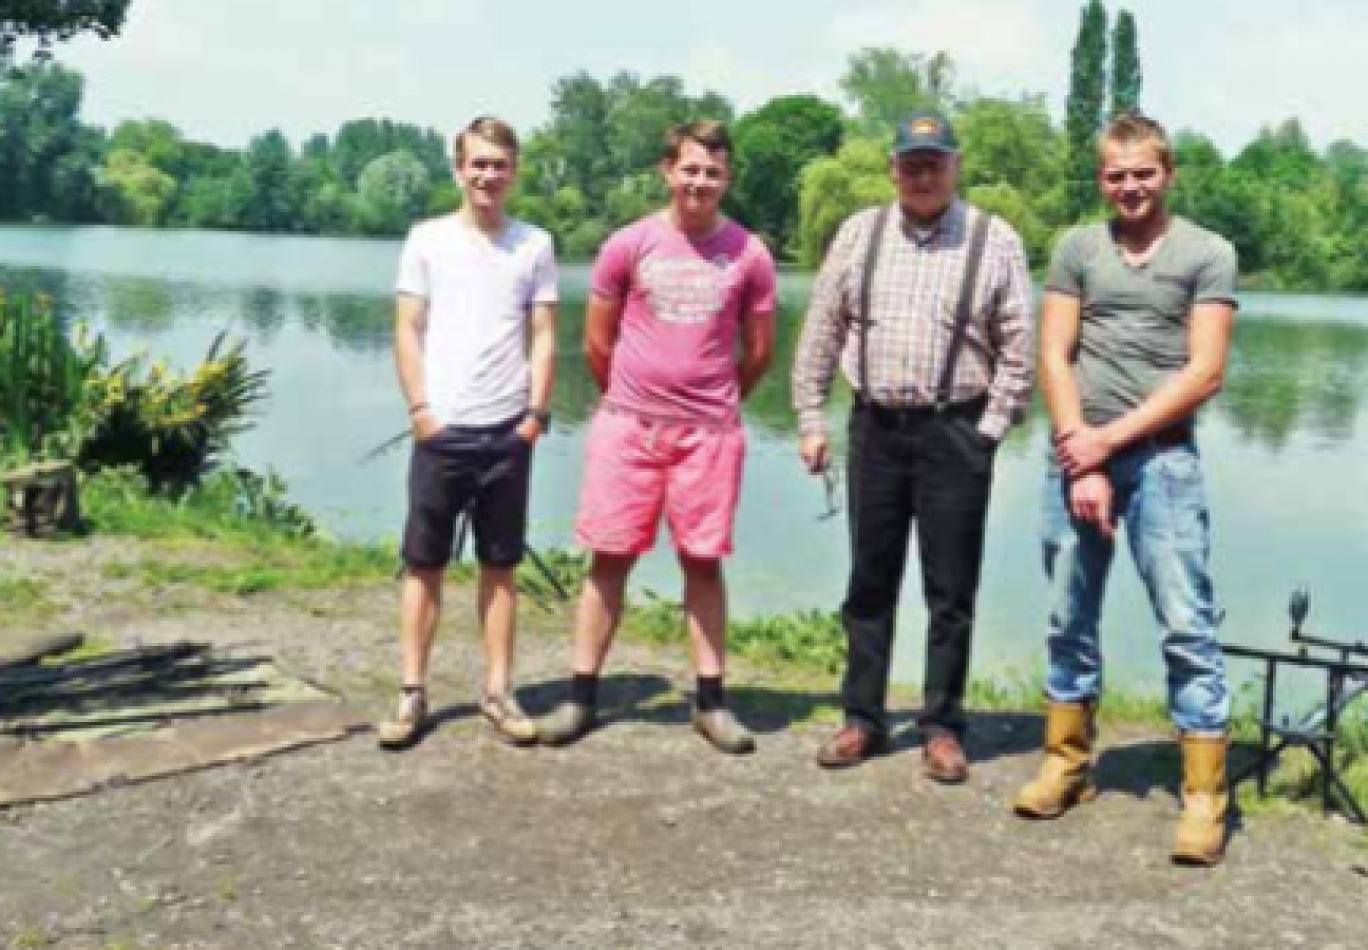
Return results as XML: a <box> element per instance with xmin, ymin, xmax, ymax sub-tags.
<box><xmin>1110</xmin><ymin>10</ymin><xmax>1142</xmax><ymax>117</ymax></box>
<box><xmin>1065</xmin><ymin>0</ymin><xmax>1108</xmax><ymax>218</ymax></box>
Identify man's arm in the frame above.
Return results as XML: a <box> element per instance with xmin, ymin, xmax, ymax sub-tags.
<box><xmin>584</xmin><ymin>293</ymin><xmax>625</xmax><ymax>392</ymax></box>
<box><xmin>979</xmin><ymin>229</ymin><xmax>1035</xmax><ymax>441</ymax></box>
<box><xmin>394</xmin><ymin>293</ymin><xmax>441</xmax><ymax>440</ymax></box>
<box><xmin>792</xmin><ymin>218</ymin><xmax>859</xmax><ymax>472</ymax></box>
<box><xmin>738</xmin><ymin>307</ymin><xmax>775</xmax><ymax>400</ymax></box>
<box><xmin>1038</xmin><ymin>290</ymin><xmax>1115</xmax><ymax>535</ymax></box>
<box><xmin>517</xmin><ymin>301</ymin><xmax>558</xmax><ymax>441</ymax></box>
<box><xmin>1055</xmin><ymin>301</ymin><xmax>1234</xmax><ymax>476</ymax></box>
<box><xmin>1038</xmin><ymin>290</ymin><xmax>1087</xmax><ymax>438</ymax></box>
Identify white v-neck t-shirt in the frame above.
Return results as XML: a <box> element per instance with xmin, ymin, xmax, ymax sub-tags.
<box><xmin>395</xmin><ymin>214</ymin><xmax>558</xmax><ymax>426</ymax></box>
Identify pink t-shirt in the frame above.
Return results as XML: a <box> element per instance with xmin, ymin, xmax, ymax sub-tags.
<box><xmin>593</xmin><ymin>213</ymin><xmax>777</xmax><ymax>425</ymax></box>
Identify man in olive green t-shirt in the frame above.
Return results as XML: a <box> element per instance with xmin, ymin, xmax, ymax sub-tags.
<box><xmin>1013</xmin><ymin>114</ymin><xmax>1239</xmax><ymax>867</ymax></box>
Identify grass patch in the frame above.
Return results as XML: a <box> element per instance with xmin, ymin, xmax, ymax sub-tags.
<box><xmin>40</xmin><ymin>635</ymin><xmax>117</xmax><ymax>664</ymax></box>
<box><xmin>81</xmin><ymin>467</ymin><xmax>406</xmax><ymax>594</ymax></box>
<box><xmin>0</xmin><ymin>573</ymin><xmax>48</xmax><ymax>612</ymax></box>
<box><xmin>122</xmin><ymin>540</ymin><xmax>402</xmax><ymax>595</ymax></box>
<box><xmin>625</xmin><ymin>591</ymin><xmax>847</xmax><ymax>674</ymax></box>
<box><xmin>1230</xmin><ymin>702</ymin><xmax>1368</xmax><ymax>820</ymax></box>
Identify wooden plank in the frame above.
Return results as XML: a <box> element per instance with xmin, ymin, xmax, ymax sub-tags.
<box><xmin>0</xmin><ymin>632</ymin><xmax>84</xmax><ymax>670</ymax></box>
<box><xmin>0</xmin><ymin>701</ymin><xmax>369</xmax><ymax>807</ymax></box>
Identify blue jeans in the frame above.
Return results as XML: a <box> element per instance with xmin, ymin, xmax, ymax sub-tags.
<box><xmin>1041</xmin><ymin>441</ymin><xmax>1228</xmax><ymax>734</ymax></box>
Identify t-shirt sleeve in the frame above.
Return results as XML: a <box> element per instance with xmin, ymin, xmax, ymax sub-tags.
<box><xmin>531</xmin><ymin>233</ymin><xmax>559</xmax><ymax>304</ymax></box>
<box><xmin>1044</xmin><ymin>228</ymin><xmax>1088</xmax><ymax>298</ymax></box>
<box><xmin>394</xmin><ymin>227</ymin><xmax>429</xmax><ymax>298</ymax></box>
<box><xmin>590</xmin><ymin>228</ymin><xmax>635</xmax><ymax>301</ymax></box>
<box><xmin>1193</xmin><ymin>238</ymin><xmax>1239</xmax><ymax>307</ymax></box>
<box><xmin>745</xmin><ymin>239</ymin><xmax>778</xmax><ymax>315</ymax></box>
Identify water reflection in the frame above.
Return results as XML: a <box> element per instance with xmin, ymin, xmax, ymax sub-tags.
<box><xmin>8</xmin><ymin>257</ymin><xmax>1368</xmax><ymax>454</ymax></box>
<box><xmin>1220</xmin><ymin>317</ymin><xmax>1368</xmax><ymax>448</ymax></box>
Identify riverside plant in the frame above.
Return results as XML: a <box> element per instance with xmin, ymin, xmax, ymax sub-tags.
<box><xmin>0</xmin><ymin>290</ymin><xmax>104</xmax><ymax>464</ymax></box>
<box><xmin>74</xmin><ymin>331</ymin><xmax>269</xmax><ymax>491</ymax></box>
<box><xmin>0</xmin><ymin>289</ymin><xmax>269</xmax><ymax>492</ymax></box>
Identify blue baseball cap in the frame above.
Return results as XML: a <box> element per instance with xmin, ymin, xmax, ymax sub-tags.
<box><xmin>893</xmin><ymin>110</ymin><xmax>959</xmax><ymax>154</ymax></box>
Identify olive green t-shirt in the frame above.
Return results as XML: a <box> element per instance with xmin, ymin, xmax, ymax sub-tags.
<box><xmin>1045</xmin><ymin>216</ymin><xmax>1238</xmax><ymax>426</ymax></box>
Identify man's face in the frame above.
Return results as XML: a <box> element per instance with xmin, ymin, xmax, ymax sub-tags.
<box><xmin>662</xmin><ymin>139</ymin><xmax>731</xmax><ymax>220</ymax></box>
<box><xmin>890</xmin><ymin>150</ymin><xmax>959</xmax><ymax>221</ymax></box>
<box><xmin>1098</xmin><ymin>141</ymin><xmax>1172</xmax><ymax>224</ymax></box>
<box><xmin>455</xmin><ymin>136</ymin><xmax>517</xmax><ymax>214</ymax></box>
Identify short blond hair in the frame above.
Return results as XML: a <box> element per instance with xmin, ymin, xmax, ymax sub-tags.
<box><xmin>1098</xmin><ymin>112</ymin><xmax>1173</xmax><ymax>171</ymax></box>
<box><xmin>453</xmin><ymin>116</ymin><xmax>519</xmax><ymax>165</ymax></box>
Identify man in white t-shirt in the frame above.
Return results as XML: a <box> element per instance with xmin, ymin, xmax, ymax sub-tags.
<box><xmin>378</xmin><ymin>116</ymin><xmax>558</xmax><ymax>750</ymax></box>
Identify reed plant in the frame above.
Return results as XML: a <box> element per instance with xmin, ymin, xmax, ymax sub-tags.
<box><xmin>1</xmin><ymin>289</ymin><xmax>269</xmax><ymax>492</ymax></box>
<box><xmin>0</xmin><ymin>290</ymin><xmax>104</xmax><ymax>464</ymax></box>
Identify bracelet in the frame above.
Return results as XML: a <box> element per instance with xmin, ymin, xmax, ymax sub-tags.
<box><xmin>408</xmin><ymin>402</ymin><xmax>429</xmax><ymax>415</ymax></box>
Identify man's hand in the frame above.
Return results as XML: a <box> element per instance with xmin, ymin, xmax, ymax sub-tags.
<box><xmin>1055</xmin><ymin>425</ymin><xmax>1115</xmax><ymax>477</ymax></box>
<box><xmin>800</xmin><ymin>433</ymin><xmax>831</xmax><ymax>474</ymax></box>
<box><xmin>1068</xmin><ymin>470</ymin><xmax>1116</xmax><ymax>538</ymax></box>
<box><xmin>514</xmin><ymin>416</ymin><xmax>543</xmax><ymax>445</ymax></box>
<box><xmin>412</xmin><ymin>409</ymin><xmax>443</xmax><ymax>442</ymax></box>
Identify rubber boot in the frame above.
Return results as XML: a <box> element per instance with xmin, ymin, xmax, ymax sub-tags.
<box><xmin>1171</xmin><ymin>734</ymin><xmax>1229</xmax><ymax>866</ymax></box>
<box><xmin>1013</xmin><ymin>701</ymin><xmax>1098</xmax><ymax>819</ymax></box>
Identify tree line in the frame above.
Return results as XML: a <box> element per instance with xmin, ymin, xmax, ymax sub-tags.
<box><xmin>3</xmin><ymin>2</ymin><xmax>1368</xmax><ymax>290</ymax></box>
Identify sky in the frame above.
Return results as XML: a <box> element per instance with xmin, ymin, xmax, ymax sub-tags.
<box><xmin>44</xmin><ymin>0</ymin><xmax>1368</xmax><ymax>157</ymax></box>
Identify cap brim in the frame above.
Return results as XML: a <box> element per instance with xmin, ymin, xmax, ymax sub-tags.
<box><xmin>893</xmin><ymin>142</ymin><xmax>958</xmax><ymax>155</ymax></box>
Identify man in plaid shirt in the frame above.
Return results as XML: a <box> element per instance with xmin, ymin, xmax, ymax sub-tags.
<box><xmin>792</xmin><ymin>110</ymin><xmax>1034</xmax><ymax>782</ymax></box>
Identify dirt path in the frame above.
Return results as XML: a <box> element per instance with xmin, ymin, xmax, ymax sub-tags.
<box><xmin>2</xmin><ymin>539</ymin><xmax>1365</xmax><ymax>949</ymax></box>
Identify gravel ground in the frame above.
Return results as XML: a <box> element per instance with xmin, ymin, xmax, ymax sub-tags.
<box><xmin>2</xmin><ymin>538</ymin><xmax>1365</xmax><ymax>949</ymax></box>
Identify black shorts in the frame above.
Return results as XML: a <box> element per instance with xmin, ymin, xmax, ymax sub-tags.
<box><xmin>400</xmin><ymin>417</ymin><xmax>531</xmax><ymax>570</ymax></box>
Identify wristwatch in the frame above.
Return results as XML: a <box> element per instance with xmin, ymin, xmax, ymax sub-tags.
<box><xmin>526</xmin><ymin>408</ymin><xmax>551</xmax><ymax>430</ymax></box>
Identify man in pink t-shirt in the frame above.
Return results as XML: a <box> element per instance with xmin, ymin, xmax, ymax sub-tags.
<box><xmin>539</xmin><ymin>119</ymin><xmax>777</xmax><ymax>754</ymax></box>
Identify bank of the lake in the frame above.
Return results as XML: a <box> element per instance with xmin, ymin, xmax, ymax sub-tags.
<box><xmin>7</xmin><ymin>532</ymin><xmax>1367</xmax><ymax>949</ymax></box>
<box><xmin>4</xmin><ymin>481</ymin><xmax>1368</xmax><ymax>950</ymax></box>
<box><xmin>4</xmin><ymin>467</ymin><xmax>1365</xmax><ymax>819</ymax></box>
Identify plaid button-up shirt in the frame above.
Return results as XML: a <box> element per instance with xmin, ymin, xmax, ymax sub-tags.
<box><xmin>792</xmin><ymin>200</ymin><xmax>1034</xmax><ymax>440</ymax></box>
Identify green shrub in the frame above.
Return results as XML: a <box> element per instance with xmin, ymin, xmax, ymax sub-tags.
<box><xmin>0</xmin><ymin>290</ymin><xmax>105</xmax><ymax>463</ymax></box>
<box><xmin>1</xmin><ymin>290</ymin><xmax>269</xmax><ymax>493</ymax></box>
<box><xmin>75</xmin><ymin>332</ymin><xmax>269</xmax><ymax>490</ymax></box>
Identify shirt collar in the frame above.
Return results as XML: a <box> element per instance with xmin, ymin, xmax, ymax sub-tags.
<box><xmin>896</xmin><ymin>198</ymin><xmax>965</xmax><ymax>248</ymax></box>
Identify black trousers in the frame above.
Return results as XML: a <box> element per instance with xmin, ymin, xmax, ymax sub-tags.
<box><xmin>840</xmin><ymin>398</ymin><xmax>997</xmax><ymax>739</ymax></box>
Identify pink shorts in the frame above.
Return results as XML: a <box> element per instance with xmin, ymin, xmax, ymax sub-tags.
<box><xmin>575</xmin><ymin>409</ymin><xmax>746</xmax><ymax>559</ymax></box>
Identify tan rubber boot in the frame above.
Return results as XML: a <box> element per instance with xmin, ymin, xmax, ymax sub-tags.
<box><xmin>1171</xmin><ymin>734</ymin><xmax>1229</xmax><ymax>866</ymax></box>
<box><xmin>1013</xmin><ymin>701</ymin><xmax>1098</xmax><ymax>818</ymax></box>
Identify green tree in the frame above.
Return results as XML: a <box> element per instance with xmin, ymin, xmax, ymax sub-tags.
<box><xmin>965</xmin><ymin>182</ymin><xmax>1051</xmax><ymax>267</ymax></box>
<box><xmin>99</xmin><ymin>147</ymin><xmax>176</xmax><ymax>225</ymax></box>
<box><xmin>173</xmin><ymin>171</ymin><xmax>254</xmax><ymax>230</ymax></box>
<box><xmin>0</xmin><ymin>63</ymin><xmax>101</xmax><ymax>220</ymax></box>
<box><xmin>729</xmin><ymin>95</ymin><xmax>845</xmax><ymax>257</ymax></box>
<box><xmin>1065</xmin><ymin>0</ymin><xmax>1108</xmax><ymax>219</ymax></box>
<box><xmin>356</xmin><ymin>149</ymin><xmax>431</xmax><ymax>234</ymax></box>
<box><xmin>1</xmin><ymin>0</ymin><xmax>131</xmax><ymax>62</ymax></box>
<box><xmin>329</xmin><ymin>119</ymin><xmax>446</xmax><ymax>187</ymax></box>
<box><xmin>108</xmin><ymin>119</ymin><xmax>188</xmax><ymax>175</ymax></box>
<box><xmin>795</xmin><ymin>138</ymin><xmax>895</xmax><ymax>267</ymax></box>
<box><xmin>955</xmin><ymin>95</ymin><xmax>1065</xmax><ymax>197</ymax></box>
<box><xmin>603</xmin><ymin>73</ymin><xmax>731</xmax><ymax>180</ymax></box>
<box><xmin>242</xmin><ymin>130</ymin><xmax>298</xmax><ymax>231</ymax></box>
<box><xmin>840</xmin><ymin>48</ymin><xmax>955</xmax><ymax>130</ymax></box>
<box><xmin>1110</xmin><ymin>9</ymin><xmax>1142</xmax><ymax>116</ymax></box>
<box><xmin>545</xmin><ymin>72</ymin><xmax>613</xmax><ymax>201</ymax></box>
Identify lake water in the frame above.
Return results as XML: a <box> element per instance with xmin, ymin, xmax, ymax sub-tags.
<box><xmin>4</xmin><ymin>224</ymin><xmax>1367</xmax><ymax>700</ymax></box>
